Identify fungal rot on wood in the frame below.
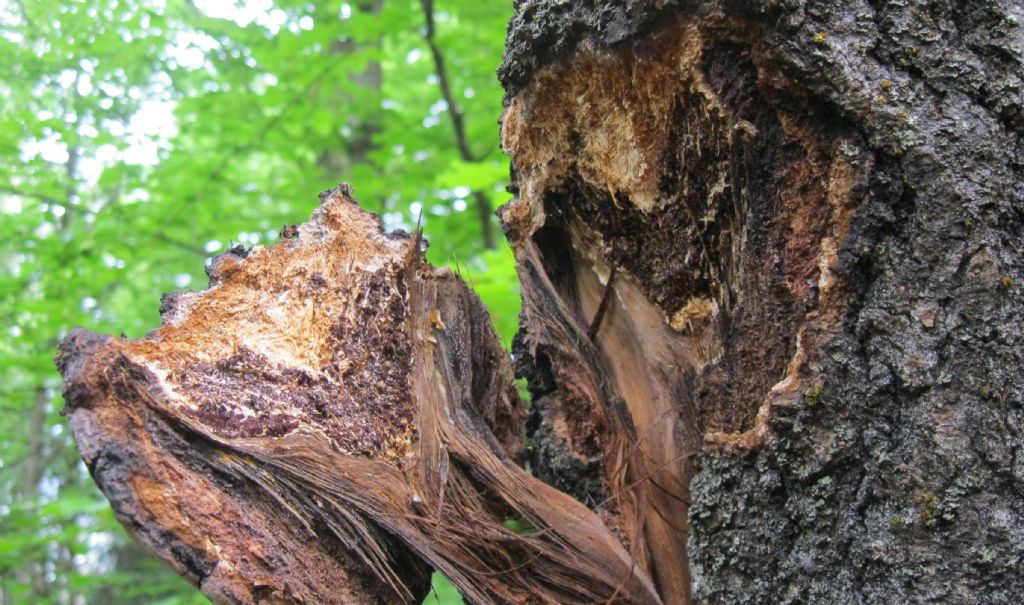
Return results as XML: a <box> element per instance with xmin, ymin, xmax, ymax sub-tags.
<box><xmin>57</xmin><ymin>186</ymin><xmax>661</xmax><ymax>605</ymax></box>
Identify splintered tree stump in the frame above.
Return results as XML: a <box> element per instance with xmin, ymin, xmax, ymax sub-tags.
<box><xmin>58</xmin><ymin>187</ymin><xmax>660</xmax><ymax>605</ymax></box>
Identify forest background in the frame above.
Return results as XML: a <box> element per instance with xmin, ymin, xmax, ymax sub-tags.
<box><xmin>0</xmin><ymin>1</ymin><xmax>519</xmax><ymax>603</ymax></box>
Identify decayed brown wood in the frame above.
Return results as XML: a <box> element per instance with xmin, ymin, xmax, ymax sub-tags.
<box><xmin>57</xmin><ymin>186</ymin><xmax>662</xmax><ymax>605</ymax></box>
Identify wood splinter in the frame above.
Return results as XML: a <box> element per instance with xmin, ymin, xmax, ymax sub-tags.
<box><xmin>588</xmin><ymin>264</ymin><xmax>618</xmax><ymax>342</ymax></box>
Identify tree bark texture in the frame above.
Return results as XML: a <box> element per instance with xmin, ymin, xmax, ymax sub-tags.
<box><xmin>57</xmin><ymin>1</ymin><xmax>1023</xmax><ymax>604</ymax></box>
<box><xmin>500</xmin><ymin>0</ymin><xmax>1023</xmax><ymax>603</ymax></box>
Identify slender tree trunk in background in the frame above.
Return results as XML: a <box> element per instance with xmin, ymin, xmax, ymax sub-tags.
<box><xmin>17</xmin><ymin>388</ymin><xmax>48</xmax><ymax>602</ymax></box>
<box><xmin>57</xmin><ymin>1</ymin><xmax>1022</xmax><ymax>604</ymax></box>
<box><xmin>420</xmin><ymin>0</ymin><xmax>497</xmax><ymax>250</ymax></box>
<box><xmin>317</xmin><ymin>0</ymin><xmax>384</xmax><ymax>180</ymax></box>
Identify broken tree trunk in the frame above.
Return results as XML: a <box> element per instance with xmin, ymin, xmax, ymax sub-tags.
<box><xmin>57</xmin><ymin>187</ymin><xmax>661</xmax><ymax>604</ymax></box>
<box><xmin>58</xmin><ymin>1</ymin><xmax>1023</xmax><ymax>604</ymax></box>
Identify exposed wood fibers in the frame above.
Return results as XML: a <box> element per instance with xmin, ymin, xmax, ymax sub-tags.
<box><xmin>58</xmin><ymin>187</ymin><xmax>663</xmax><ymax>605</ymax></box>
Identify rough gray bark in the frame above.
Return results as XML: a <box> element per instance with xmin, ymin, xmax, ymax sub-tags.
<box><xmin>500</xmin><ymin>0</ymin><xmax>1023</xmax><ymax>603</ymax></box>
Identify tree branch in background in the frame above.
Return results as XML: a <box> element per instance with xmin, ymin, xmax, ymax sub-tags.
<box><xmin>151</xmin><ymin>232</ymin><xmax>208</xmax><ymax>257</ymax></box>
<box><xmin>13</xmin><ymin>0</ymin><xmax>35</xmax><ymax>28</ymax></box>
<box><xmin>420</xmin><ymin>0</ymin><xmax>496</xmax><ymax>250</ymax></box>
<box><xmin>0</xmin><ymin>186</ymin><xmax>62</xmax><ymax>206</ymax></box>
<box><xmin>164</xmin><ymin>55</ymin><xmax>346</xmax><ymax>225</ymax></box>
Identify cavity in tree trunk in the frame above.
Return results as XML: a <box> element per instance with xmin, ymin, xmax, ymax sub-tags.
<box><xmin>57</xmin><ymin>1</ymin><xmax>1023</xmax><ymax>604</ymax></box>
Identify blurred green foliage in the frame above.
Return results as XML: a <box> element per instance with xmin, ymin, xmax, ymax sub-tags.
<box><xmin>0</xmin><ymin>1</ymin><xmax>518</xmax><ymax>603</ymax></box>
